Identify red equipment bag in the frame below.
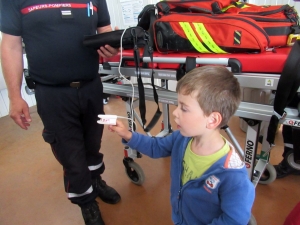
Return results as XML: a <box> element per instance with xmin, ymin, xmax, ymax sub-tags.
<box><xmin>137</xmin><ymin>1</ymin><xmax>240</xmax><ymax>53</ymax></box>
<box><xmin>137</xmin><ymin>0</ymin><xmax>300</xmax><ymax>53</ymax></box>
<box><xmin>153</xmin><ymin>13</ymin><xmax>269</xmax><ymax>54</ymax></box>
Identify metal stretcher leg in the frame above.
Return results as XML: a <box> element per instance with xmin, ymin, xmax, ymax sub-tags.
<box><xmin>120</xmin><ymin>93</ymin><xmax>173</xmax><ymax>185</ymax></box>
<box><xmin>222</xmin><ymin>125</ymin><xmax>245</xmax><ymax>158</ymax></box>
<box><xmin>248</xmin><ymin>119</ymin><xmax>276</xmax><ymax>187</ymax></box>
<box><xmin>121</xmin><ymin>96</ymin><xmax>145</xmax><ymax>185</ymax></box>
<box><xmin>225</xmin><ymin>118</ymin><xmax>276</xmax><ymax>187</ymax></box>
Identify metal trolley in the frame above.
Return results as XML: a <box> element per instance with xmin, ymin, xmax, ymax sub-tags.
<box><xmin>99</xmin><ymin>48</ymin><xmax>300</xmax><ymax>188</ymax></box>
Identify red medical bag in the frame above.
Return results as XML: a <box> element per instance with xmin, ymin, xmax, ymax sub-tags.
<box><xmin>138</xmin><ymin>0</ymin><xmax>300</xmax><ymax>53</ymax></box>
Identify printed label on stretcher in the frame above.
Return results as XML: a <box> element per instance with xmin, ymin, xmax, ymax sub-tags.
<box><xmin>157</xmin><ymin>72</ymin><xmax>176</xmax><ymax>79</ymax></box>
<box><xmin>265</xmin><ymin>79</ymin><xmax>274</xmax><ymax>87</ymax></box>
<box><xmin>135</xmin><ymin>71</ymin><xmax>151</xmax><ymax>77</ymax></box>
<box><xmin>159</xmin><ymin>98</ymin><xmax>175</xmax><ymax>105</ymax></box>
<box><xmin>283</xmin><ymin>119</ymin><xmax>300</xmax><ymax>127</ymax></box>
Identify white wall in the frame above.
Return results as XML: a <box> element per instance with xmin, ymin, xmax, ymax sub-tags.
<box><xmin>0</xmin><ymin>0</ymin><xmax>299</xmax><ymax>118</ymax></box>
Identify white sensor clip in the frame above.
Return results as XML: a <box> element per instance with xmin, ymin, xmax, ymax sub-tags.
<box><xmin>97</xmin><ymin>115</ymin><xmax>117</xmax><ymax>125</ymax></box>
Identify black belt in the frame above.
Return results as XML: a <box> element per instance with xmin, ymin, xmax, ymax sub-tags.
<box><xmin>68</xmin><ymin>79</ymin><xmax>93</xmax><ymax>88</ymax></box>
<box><xmin>69</xmin><ymin>81</ymin><xmax>87</xmax><ymax>88</ymax></box>
<box><xmin>35</xmin><ymin>80</ymin><xmax>93</xmax><ymax>88</ymax></box>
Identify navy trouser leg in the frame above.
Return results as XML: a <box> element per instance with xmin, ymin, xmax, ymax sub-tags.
<box><xmin>35</xmin><ymin>77</ymin><xmax>105</xmax><ymax>205</ymax></box>
<box><xmin>282</xmin><ymin>124</ymin><xmax>293</xmax><ymax>157</ymax></box>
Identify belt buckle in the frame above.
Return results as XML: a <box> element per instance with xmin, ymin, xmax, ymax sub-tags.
<box><xmin>70</xmin><ymin>81</ymin><xmax>80</xmax><ymax>88</ymax></box>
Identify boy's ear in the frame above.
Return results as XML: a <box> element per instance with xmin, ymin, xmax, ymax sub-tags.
<box><xmin>206</xmin><ymin>112</ymin><xmax>222</xmax><ymax>129</ymax></box>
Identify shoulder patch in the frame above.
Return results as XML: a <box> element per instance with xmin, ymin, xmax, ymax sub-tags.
<box><xmin>205</xmin><ymin>175</ymin><xmax>220</xmax><ymax>190</ymax></box>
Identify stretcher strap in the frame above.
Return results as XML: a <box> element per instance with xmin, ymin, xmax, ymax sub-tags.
<box><xmin>267</xmin><ymin>40</ymin><xmax>300</xmax><ymax>145</ymax></box>
<box><xmin>176</xmin><ymin>64</ymin><xmax>185</xmax><ymax>81</ymax></box>
<box><xmin>132</xmin><ymin>30</ymin><xmax>161</xmax><ymax>132</ymax></box>
<box><xmin>186</xmin><ymin>57</ymin><xmax>196</xmax><ymax>73</ymax></box>
<box><xmin>175</xmin><ymin>57</ymin><xmax>197</xmax><ymax>82</ymax></box>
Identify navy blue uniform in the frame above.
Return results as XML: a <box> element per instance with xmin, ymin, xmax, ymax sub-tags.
<box><xmin>1</xmin><ymin>0</ymin><xmax>111</xmax><ymax>205</ymax></box>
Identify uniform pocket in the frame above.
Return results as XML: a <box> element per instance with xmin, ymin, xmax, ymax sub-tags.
<box><xmin>42</xmin><ymin>130</ymin><xmax>56</xmax><ymax>144</ymax></box>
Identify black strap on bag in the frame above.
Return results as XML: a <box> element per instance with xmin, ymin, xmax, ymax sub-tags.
<box><xmin>176</xmin><ymin>64</ymin><xmax>186</xmax><ymax>81</ymax></box>
<box><xmin>185</xmin><ymin>57</ymin><xmax>197</xmax><ymax>73</ymax></box>
<box><xmin>267</xmin><ymin>40</ymin><xmax>300</xmax><ymax>146</ymax></box>
<box><xmin>131</xmin><ymin>28</ymin><xmax>162</xmax><ymax>132</ymax></box>
<box><xmin>175</xmin><ymin>57</ymin><xmax>196</xmax><ymax>81</ymax></box>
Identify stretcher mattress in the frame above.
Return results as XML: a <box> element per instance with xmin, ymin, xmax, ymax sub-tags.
<box><xmin>101</xmin><ymin>47</ymin><xmax>291</xmax><ymax>74</ymax></box>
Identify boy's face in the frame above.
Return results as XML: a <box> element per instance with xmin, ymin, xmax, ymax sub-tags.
<box><xmin>172</xmin><ymin>91</ymin><xmax>208</xmax><ymax>137</ymax></box>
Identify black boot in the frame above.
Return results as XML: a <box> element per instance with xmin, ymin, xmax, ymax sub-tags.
<box><xmin>92</xmin><ymin>177</ymin><xmax>121</xmax><ymax>204</ymax></box>
<box><xmin>274</xmin><ymin>159</ymin><xmax>300</xmax><ymax>179</ymax></box>
<box><xmin>80</xmin><ymin>201</ymin><xmax>105</xmax><ymax>225</ymax></box>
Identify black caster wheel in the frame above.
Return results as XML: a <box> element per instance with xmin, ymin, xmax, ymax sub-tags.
<box><xmin>259</xmin><ymin>163</ymin><xmax>276</xmax><ymax>185</ymax></box>
<box><xmin>124</xmin><ymin>160</ymin><xmax>145</xmax><ymax>186</ymax></box>
<box><xmin>286</xmin><ymin>150</ymin><xmax>300</xmax><ymax>170</ymax></box>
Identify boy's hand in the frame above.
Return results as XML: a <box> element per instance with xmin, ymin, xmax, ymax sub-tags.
<box><xmin>108</xmin><ymin>120</ymin><xmax>132</xmax><ymax>142</ymax></box>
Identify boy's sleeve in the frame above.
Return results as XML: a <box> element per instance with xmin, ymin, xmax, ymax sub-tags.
<box><xmin>208</xmin><ymin>172</ymin><xmax>255</xmax><ymax>225</ymax></box>
<box><xmin>122</xmin><ymin>131</ymin><xmax>179</xmax><ymax>158</ymax></box>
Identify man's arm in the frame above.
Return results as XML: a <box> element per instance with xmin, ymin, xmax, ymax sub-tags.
<box><xmin>1</xmin><ymin>33</ymin><xmax>31</xmax><ymax>129</ymax></box>
<box><xmin>96</xmin><ymin>25</ymin><xmax>119</xmax><ymax>58</ymax></box>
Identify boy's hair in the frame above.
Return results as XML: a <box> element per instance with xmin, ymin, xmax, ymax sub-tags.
<box><xmin>176</xmin><ymin>66</ymin><xmax>241</xmax><ymax>128</ymax></box>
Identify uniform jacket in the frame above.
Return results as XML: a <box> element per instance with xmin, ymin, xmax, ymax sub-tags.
<box><xmin>124</xmin><ymin>130</ymin><xmax>255</xmax><ymax>225</ymax></box>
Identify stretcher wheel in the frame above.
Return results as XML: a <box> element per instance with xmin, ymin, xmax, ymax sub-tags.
<box><xmin>286</xmin><ymin>150</ymin><xmax>300</xmax><ymax>170</ymax></box>
<box><xmin>258</xmin><ymin>163</ymin><xmax>276</xmax><ymax>185</ymax></box>
<box><xmin>248</xmin><ymin>214</ymin><xmax>257</xmax><ymax>225</ymax></box>
<box><xmin>124</xmin><ymin>161</ymin><xmax>145</xmax><ymax>186</ymax></box>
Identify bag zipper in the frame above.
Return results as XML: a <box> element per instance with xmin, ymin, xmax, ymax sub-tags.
<box><xmin>246</xmin><ymin>16</ymin><xmax>295</xmax><ymax>23</ymax></box>
<box><xmin>236</xmin><ymin>5</ymin><xmax>299</xmax><ymax>24</ymax></box>
<box><xmin>239</xmin><ymin>5</ymin><xmax>292</xmax><ymax>17</ymax></box>
<box><xmin>157</xmin><ymin>0</ymin><xmax>214</xmax><ymax>15</ymax></box>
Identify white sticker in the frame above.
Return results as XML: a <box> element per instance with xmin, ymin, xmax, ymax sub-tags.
<box><xmin>265</xmin><ymin>79</ymin><xmax>274</xmax><ymax>87</ymax></box>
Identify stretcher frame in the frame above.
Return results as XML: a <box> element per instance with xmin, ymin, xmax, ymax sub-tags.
<box><xmin>100</xmin><ymin>55</ymin><xmax>300</xmax><ymax>188</ymax></box>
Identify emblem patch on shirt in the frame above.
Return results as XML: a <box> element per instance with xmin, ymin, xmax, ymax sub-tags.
<box><xmin>205</xmin><ymin>175</ymin><xmax>220</xmax><ymax>190</ymax></box>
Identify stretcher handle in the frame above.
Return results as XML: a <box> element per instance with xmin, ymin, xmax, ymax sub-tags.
<box><xmin>142</xmin><ymin>57</ymin><xmax>242</xmax><ymax>73</ymax></box>
<box><xmin>120</xmin><ymin>56</ymin><xmax>146</xmax><ymax>67</ymax></box>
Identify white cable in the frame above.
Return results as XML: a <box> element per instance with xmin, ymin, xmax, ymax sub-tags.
<box><xmin>117</xmin><ymin>116</ymin><xmax>137</xmax><ymax>128</ymax></box>
<box><xmin>119</xmin><ymin>28</ymin><xmax>135</xmax><ymax>130</ymax></box>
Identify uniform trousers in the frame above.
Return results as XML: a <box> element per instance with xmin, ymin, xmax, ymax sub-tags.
<box><xmin>35</xmin><ymin>77</ymin><xmax>105</xmax><ymax>205</ymax></box>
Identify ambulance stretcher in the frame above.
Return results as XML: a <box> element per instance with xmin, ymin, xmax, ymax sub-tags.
<box><xmin>100</xmin><ymin>47</ymin><xmax>300</xmax><ymax>188</ymax></box>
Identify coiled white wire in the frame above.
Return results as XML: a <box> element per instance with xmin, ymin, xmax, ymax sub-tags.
<box><xmin>118</xmin><ymin>28</ymin><xmax>135</xmax><ymax>130</ymax></box>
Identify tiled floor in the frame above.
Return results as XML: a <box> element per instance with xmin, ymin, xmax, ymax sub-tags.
<box><xmin>0</xmin><ymin>96</ymin><xmax>300</xmax><ymax>225</ymax></box>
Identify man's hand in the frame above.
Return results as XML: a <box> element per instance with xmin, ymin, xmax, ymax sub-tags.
<box><xmin>108</xmin><ymin>120</ymin><xmax>132</xmax><ymax>142</ymax></box>
<box><xmin>97</xmin><ymin>26</ymin><xmax>120</xmax><ymax>59</ymax></box>
<box><xmin>9</xmin><ymin>98</ymin><xmax>31</xmax><ymax>130</ymax></box>
<box><xmin>97</xmin><ymin>44</ymin><xmax>119</xmax><ymax>59</ymax></box>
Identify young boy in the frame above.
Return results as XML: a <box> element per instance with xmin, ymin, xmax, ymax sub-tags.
<box><xmin>109</xmin><ymin>66</ymin><xmax>255</xmax><ymax>225</ymax></box>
